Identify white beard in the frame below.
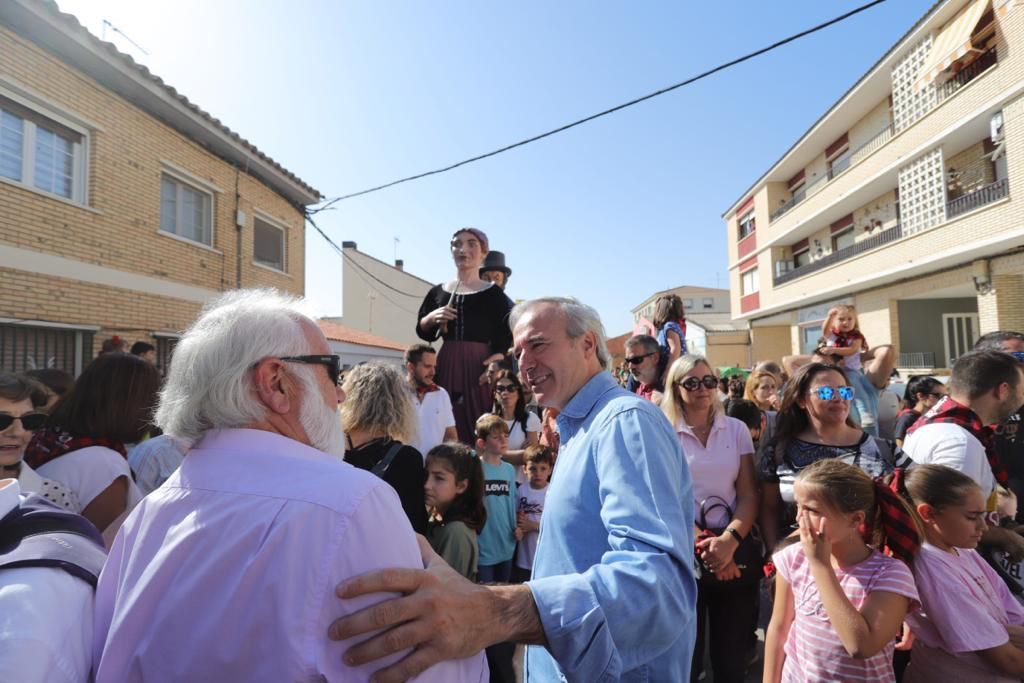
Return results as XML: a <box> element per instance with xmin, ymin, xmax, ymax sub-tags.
<box><xmin>296</xmin><ymin>369</ymin><xmax>347</xmax><ymax>458</ymax></box>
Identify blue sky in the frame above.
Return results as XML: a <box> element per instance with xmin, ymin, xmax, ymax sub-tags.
<box><xmin>58</xmin><ymin>0</ymin><xmax>936</xmax><ymax>335</ymax></box>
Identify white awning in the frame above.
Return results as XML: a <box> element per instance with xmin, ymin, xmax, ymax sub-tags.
<box><xmin>915</xmin><ymin>0</ymin><xmax>991</xmax><ymax>89</ymax></box>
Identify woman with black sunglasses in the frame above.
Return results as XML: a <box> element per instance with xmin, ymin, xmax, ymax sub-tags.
<box><xmin>895</xmin><ymin>376</ymin><xmax>947</xmax><ymax>447</ymax></box>
<box><xmin>491</xmin><ymin>370</ymin><xmax>540</xmax><ymax>482</ymax></box>
<box><xmin>0</xmin><ymin>372</ymin><xmax>77</xmax><ymax>510</ymax></box>
<box><xmin>757</xmin><ymin>362</ymin><xmax>912</xmax><ymax>554</ymax></box>
<box><xmin>661</xmin><ymin>355</ymin><xmax>758</xmax><ymax>683</ymax></box>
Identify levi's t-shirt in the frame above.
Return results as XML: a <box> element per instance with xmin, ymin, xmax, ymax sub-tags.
<box><xmin>479</xmin><ymin>458</ymin><xmax>517</xmax><ymax>566</ymax></box>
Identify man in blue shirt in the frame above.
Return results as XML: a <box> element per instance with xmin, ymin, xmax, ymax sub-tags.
<box><xmin>330</xmin><ymin>296</ymin><xmax>697</xmax><ymax>683</ymax></box>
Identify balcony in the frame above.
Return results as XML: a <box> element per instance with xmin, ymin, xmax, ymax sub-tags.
<box><xmin>946</xmin><ymin>177</ymin><xmax>1008</xmax><ymax>220</ymax></box>
<box><xmin>937</xmin><ymin>47</ymin><xmax>997</xmax><ymax>103</ymax></box>
<box><xmin>773</xmin><ymin>224</ymin><xmax>903</xmax><ymax>286</ymax></box>
<box><xmin>768</xmin><ymin>47</ymin><xmax>997</xmax><ymax>225</ymax></box>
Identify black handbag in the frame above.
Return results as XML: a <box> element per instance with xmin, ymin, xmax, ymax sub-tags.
<box><xmin>694</xmin><ymin>495</ymin><xmax>765</xmax><ymax>587</ymax></box>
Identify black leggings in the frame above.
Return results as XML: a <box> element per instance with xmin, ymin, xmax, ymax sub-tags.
<box><xmin>691</xmin><ymin>580</ymin><xmax>760</xmax><ymax>683</ymax></box>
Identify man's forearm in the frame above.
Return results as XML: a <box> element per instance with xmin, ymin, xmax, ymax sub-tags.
<box><xmin>488</xmin><ymin>584</ymin><xmax>547</xmax><ymax>646</ymax></box>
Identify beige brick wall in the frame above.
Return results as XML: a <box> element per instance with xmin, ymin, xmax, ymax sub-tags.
<box><xmin>946</xmin><ymin>140</ymin><xmax>996</xmax><ymax>197</ymax></box>
<box><xmin>0</xmin><ymin>25</ymin><xmax>306</xmax><ymax>309</ymax></box>
<box><xmin>750</xmin><ymin>326</ymin><xmax>793</xmax><ymax>364</ymax></box>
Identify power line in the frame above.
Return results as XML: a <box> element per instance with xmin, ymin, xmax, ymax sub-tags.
<box><xmin>310</xmin><ymin>0</ymin><xmax>886</xmax><ymax>211</ymax></box>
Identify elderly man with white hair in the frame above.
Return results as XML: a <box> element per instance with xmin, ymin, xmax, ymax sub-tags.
<box><xmin>329</xmin><ymin>297</ymin><xmax>697</xmax><ymax>683</ymax></box>
<box><xmin>91</xmin><ymin>289</ymin><xmax>486</xmax><ymax>682</ymax></box>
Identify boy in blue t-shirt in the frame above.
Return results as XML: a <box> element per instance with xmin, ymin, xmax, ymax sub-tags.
<box><xmin>474</xmin><ymin>413</ymin><xmax>517</xmax><ymax>584</ymax></box>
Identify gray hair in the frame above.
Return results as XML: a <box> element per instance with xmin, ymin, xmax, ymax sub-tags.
<box><xmin>155</xmin><ymin>289</ymin><xmax>316</xmax><ymax>446</ymax></box>
<box><xmin>510</xmin><ymin>297</ymin><xmax>609</xmax><ymax>370</ymax></box>
<box><xmin>341</xmin><ymin>361</ymin><xmax>417</xmax><ymax>443</ymax></box>
<box><xmin>625</xmin><ymin>334</ymin><xmax>659</xmax><ymax>355</ymax></box>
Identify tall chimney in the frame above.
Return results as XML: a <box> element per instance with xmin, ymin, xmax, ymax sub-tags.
<box><xmin>395</xmin><ymin>259</ymin><xmax>404</xmax><ymax>271</ymax></box>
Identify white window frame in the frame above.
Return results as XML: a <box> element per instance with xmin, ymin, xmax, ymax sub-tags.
<box><xmin>683</xmin><ymin>298</ymin><xmax>693</xmax><ymax>309</ymax></box>
<box><xmin>832</xmin><ymin>226</ymin><xmax>855</xmax><ymax>252</ymax></box>
<box><xmin>0</xmin><ymin>83</ymin><xmax>90</xmax><ymax>205</ymax></box>
<box><xmin>741</xmin><ymin>269</ymin><xmax>759</xmax><ymax>296</ymax></box>
<box><xmin>252</xmin><ymin>211</ymin><xmax>288</xmax><ymax>273</ymax></box>
<box><xmin>737</xmin><ymin>209</ymin><xmax>756</xmax><ymax>240</ymax></box>
<box><xmin>702</xmin><ymin>297</ymin><xmax>714</xmax><ymax>309</ymax></box>
<box><xmin>159</xmin><ymin>167</ymin><xmax>216</xmax><ymax>248</ymax></box>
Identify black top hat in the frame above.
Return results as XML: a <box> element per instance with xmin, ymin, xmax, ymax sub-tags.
<box><xmin>480</xmin><ymin>250</ymin><xmax>511</xmax><ymax>277</ymax></box>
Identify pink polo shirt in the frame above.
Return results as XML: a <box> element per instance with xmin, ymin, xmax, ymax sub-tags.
<box><xmin>92</xmin><ymin>428</ymin><xmax>487</xmax><ymax>682</ymax></box>
<box><xmin>675</xmin><ymin>413</ymin><xmax>754</xmax><ymax>527</ymax></box>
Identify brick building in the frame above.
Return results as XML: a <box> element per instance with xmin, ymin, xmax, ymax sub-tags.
<box><xmin>723</xmin><ymin>0</ymin><xmax>1023</xmax><ymax>372</ymax></box>
<box><xmin>0</xmin><ymin>0</ymin><xmax>321</xmax><ymax>375</ymax></box>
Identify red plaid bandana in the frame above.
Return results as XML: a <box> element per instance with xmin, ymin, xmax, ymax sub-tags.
<box><xmin>873</xmin><ymin>469</ymin><xmax>920</xmax><ymax>564</ymax></box>
<box><xmin>831</xmin><ymin>328</ymin><xmax>869</xmax><ymax>352</ymax></box>
<box><xmin>414</xmin><ymin>383</ymin><xmax>440</xmax><ymax>402</ymax></box>
<box><xmin>907</xmin><ymin>396</ymin><xmax>1009</xmax><ymax>485</ymax></box>
<box><xmin>897</xmin><ymin>408</ymin><xmax>921</xmax><ymax>421</ymax></box>
<box><xmin>23</xmin><ymin>427</ymin><xmax>127</xmax><ymax>469</ymax></box>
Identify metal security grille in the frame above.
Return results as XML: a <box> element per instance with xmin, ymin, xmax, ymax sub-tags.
<box><xmin>0</xmin><ymin>323</ymin><xmax>93</xmax><ymax>375</ymax></box>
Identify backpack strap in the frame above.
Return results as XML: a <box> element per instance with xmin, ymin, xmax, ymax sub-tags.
<box><xmin>371</xmin><ymin>442</ymin><xmax>405</xmax><ymax>478</ymax></box>
<box><xmin>0</xmin><ymin>500</ymin><xmax>107</xmax><ymax>588</ymax></box>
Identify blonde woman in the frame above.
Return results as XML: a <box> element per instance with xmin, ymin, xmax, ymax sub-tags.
<box><xmin>744</xmin><ymin>369</ymin><xmax>779</xmax><ymax>412</ymax></box>
<box><xmin>661</xmin><ymin>354</ymin><xmax>758</xmax><ymax>682</ymax></box>
<box><xmin>342</xmin><ymin>361</ymin><xmax>427</xmax><ymax>534</ymax></box>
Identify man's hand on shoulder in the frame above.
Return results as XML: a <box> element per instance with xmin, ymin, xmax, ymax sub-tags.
<box><xmin>329</xmin><ymin>536</ymin><xmax>543</xmax><ymax>682</ymax></box>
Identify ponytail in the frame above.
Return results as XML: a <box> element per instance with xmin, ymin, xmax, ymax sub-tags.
<box><xmin>872</xmin><ymin>469</ymin><xmax>922</xmax><ymax>564</ymax></box>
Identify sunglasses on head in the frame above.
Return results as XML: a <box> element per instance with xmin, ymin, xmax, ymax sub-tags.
<box><xmin>677</xmin><ymin>375</ymin><xmax>718</xmax><ymax>391</ymax></box>
<box><xmin>624</xmin><ymin>352</ymin><xmax>656</xmax><ymax>365</ymax></box>
<box><xmin>813</xmin><ymin>385</ymin><xmax>855</xmax><ymax>401</ymax></box>
<box><xmin>280</xmin><ymin>355</ymin><xmax>343</xmax><ymax>386</ymax></box>
<box><xmin>0</xmin><ymin>413</ymin><xmax>46</xmax><ymax>432</ymax></box>
<box><xmin>495</xmin><ymin>383</ymin><xmax>517</xmax><ymax>393</ymax></box>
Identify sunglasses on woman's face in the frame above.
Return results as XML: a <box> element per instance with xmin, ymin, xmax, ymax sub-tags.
<box><xmin>495</xmin><ymin>384</ymin><xmax>517</xmax><ymax>394</ymax></box>
<box><xmin>677</xmin><ymin>375</ymin><xmax>718</xmax><ymax>391</ymax></box>
<box><xmin>813</xmin><ymin>385</ymin><xmax>855</xmax><ymax>401</ymax></box>
<box><xmin>0</xmin><ymin>413</ymin><xmax>46</xmax><ymax>431</ymax></box>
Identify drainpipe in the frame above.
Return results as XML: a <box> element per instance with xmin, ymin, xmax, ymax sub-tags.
<box><xmin>234</xmin><ymin>165</ymin><xmax>242</xmax><ymax>288</ymax></box>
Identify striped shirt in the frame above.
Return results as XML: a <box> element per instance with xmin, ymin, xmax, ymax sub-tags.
<box><xmin>774</xmin><ymin>542</ymin><xmax>919</xmax><ymax>682</ymax></box>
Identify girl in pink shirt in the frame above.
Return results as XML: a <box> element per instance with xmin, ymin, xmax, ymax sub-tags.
<box><xmin>902</xmin><ymin>464</ymin><xmax>1024</xmax><ymax>682</ymax></box>
<box><xmin>764</xmin><ymin>459</ymin><xmax>920</xmax><ymax>683</ymax></box>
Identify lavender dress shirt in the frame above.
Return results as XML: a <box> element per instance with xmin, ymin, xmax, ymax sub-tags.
<box><xmin>92</xmin><ymin>428</ymin><xmax>487</xmax><ymax>682</ymax></box>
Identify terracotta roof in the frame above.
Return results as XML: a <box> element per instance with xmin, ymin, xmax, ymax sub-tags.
<box><xmin>7</xmin><ymin>0</ymin><xmax>321</xmax><ymax>204</ymax></box>
<box><xmin>318</xmin><ymin>320</ymin><xmax>406</xmax><ymax>352</ymax></box>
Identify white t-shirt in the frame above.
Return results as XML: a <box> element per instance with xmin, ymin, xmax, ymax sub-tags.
<box><xmin>903</xmin><ymin>423</ymin><xmax>996</xmax><ymax>499</ymax></box>
<box><xmin>37</xmin><ymin>446</ymin><xmax>143</xmax><ymax>525</ymax></box>
<box><xmin>411</xmin><ymin>388</ymin><xmax>456</xmax><ymax>461</ymax></box>
<box><xmin>506</xmin><ymin>412</ymin><xmax>541</xmax><ymax>451</ymax></box>
<box><xmin>515</xmin><ymin>482</ymin><xmax>547</xmax><ymax>570</ymax></box>
<box><xmin>676</xmin><ymin>414</ymin><xmax>755</xmax><ymax>528</ymax></box>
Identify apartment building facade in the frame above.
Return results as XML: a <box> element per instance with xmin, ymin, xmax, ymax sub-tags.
<box><xmin>0</xmin><ymin>0</ymin><xmax>321</xmax><ymax>375</ymax></box>
<box><xmin>724</xmin><ymin>0</ymin><xmax>1023</xmax><ymax>371</ymax></box>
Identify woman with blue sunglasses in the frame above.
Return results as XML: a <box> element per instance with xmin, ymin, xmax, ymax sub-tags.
<box><xmin>757</xmin><ymin>362</ymin><xmax>912</xmax><ymax>554</ymax></box>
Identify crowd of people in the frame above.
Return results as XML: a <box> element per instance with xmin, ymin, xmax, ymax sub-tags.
<box><xmin>5</xmin><ymin>228</ymin><xmax>1024</xmax><ymax>682</ymax></box>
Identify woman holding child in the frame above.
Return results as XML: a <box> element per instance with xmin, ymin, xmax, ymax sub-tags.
<box><xmin>661</xmin><ymin>354</ymin><xmax>758</xmax><ymax>682</ymax></box>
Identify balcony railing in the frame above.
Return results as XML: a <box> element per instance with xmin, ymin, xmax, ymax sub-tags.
<box><xmin>946</xmin><ymin>177</ymin><xmax>1009</xmax><ymax>220</ymax></box>
<box><xmin>767</xmin><ymin>47</ymin><xmax>997</xmax><ymax>225</ymax></box>
<box><xmin>937</xmin><ymin>48</ymin><xmax>997</xmax><ymax>102</ymax></box>
<box><xmin>773</xmin><ymin>224</ymin><xmax>903</xmax><ymax>286</ymax></box>
<box><xmin>898</xmin><ymin>351</ymin><xmax>936</xmax><ymax>368</ymax></box>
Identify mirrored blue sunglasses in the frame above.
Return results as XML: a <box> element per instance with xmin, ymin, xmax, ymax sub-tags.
<box><xmin>814</xmin><ymin>385</ymin><xmax>854</xmax><ymax>401</ymax></box>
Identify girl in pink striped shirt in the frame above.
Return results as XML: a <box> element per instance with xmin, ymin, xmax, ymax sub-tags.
<box><xmin>764</xmin><ymin>460</ymin><xmax>920</xmax><ymax>683</ymax></box>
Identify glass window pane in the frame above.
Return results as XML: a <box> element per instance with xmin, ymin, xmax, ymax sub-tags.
<box><xmin>254</xmin><ymin>218</ymin><xmax>284</xmax><ymax>270</ymax></box>
<box><xmin>160</xmin><ymin>176</ymin><xmax>177</xmax><ymax>234</ymax></box>
<box><xmin>0</xmin><ymin>111</ymin><xmax>23</xmax><ymax>181</ymax></box>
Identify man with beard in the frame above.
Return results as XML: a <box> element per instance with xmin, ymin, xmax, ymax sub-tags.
<box><xmin>904</xmin><ymin>349</ymin><xmax>1024</xmax><ymax>560</ymax></box>
<box><xmin>974</xmin><ymin>331</ymin><xmax>1024</xmax><ymax>521</ymax></box>
<box><xmin>91</xmin><ymin>290</ymin><xmax>486</xmax><ymax>683</ymax></box>
<box><xmin>406</xmin><ymin>344</ymin><xmax>457</xmax><ymax>457</ymax></box>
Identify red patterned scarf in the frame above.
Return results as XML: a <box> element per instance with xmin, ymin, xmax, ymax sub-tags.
<box><xmin>873</xmin><ymin>469</ymin><xmax>920</xmax><ymax>564</ymax></box>
<box><xmin>414</xmin><ymin>382</ymin><xmax>441</xmax><ymax>402</ymax></box>
<box><xmin>831</xmin><ymin>328</ymin><xmax>869</xmax><ymax>352</ymax></box>
<box><xmin>23</xmin><ymin>427</ymin><xmax>127</xmax><ymax>469</ymax></box>
<box><xmin>907</xmin><ymin>396</ymin><xmax>1008</xmax><ymax>485</ymax></box>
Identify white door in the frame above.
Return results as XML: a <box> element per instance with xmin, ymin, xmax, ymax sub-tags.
<box><xmin>942</xmin><ymin>313</ymin><xmax>980</xmax><ymax>367</ymax></box>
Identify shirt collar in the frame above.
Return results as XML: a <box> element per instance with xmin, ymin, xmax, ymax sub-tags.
<box><xmin>0</xmin><ymin>478</ymin><xmax>21</xmax><ymax>518</ymax></box>
<box><xmin>559</xmin><ymin>372</ymin><xmax>618</xmax><ymax>421</ymax></box>
<box><xmin>676</xmin><ymin>412</ymin><xmax>725</xmax><ymax>436</ymax></box>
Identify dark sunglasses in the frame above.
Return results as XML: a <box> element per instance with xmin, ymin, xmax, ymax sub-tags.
<box><xmin>624</xmin><ymin>352</ymin><xmax>656</xmax><ymax>365</ymax></box>
<box><xmin>280</xmin><ymin>355</ymin><xmax>343</xmax><ymax>386</ymax></box>
<box><xmin>1012</xmin><ymin>352</ymin><xmax>1024</xmax><ymax>363</ymax></box>
<box><xmin>814</xmin><ymin>385</ymin><xmax>854</xmax><ymax>401</ymax></box>
<box><xmin>495</xmin><ymin>384</ymin><xmax>517</xmax><ymax>393</ymax></box>
<box><xmin>678</xmin><ymin>375</ymin><xmax>718</xmax><ymax>391</ymax></box>
<box><xmin>0</xmin><ymin>413</ymin><xmax>47</xmax><ymax>431</ymax></box>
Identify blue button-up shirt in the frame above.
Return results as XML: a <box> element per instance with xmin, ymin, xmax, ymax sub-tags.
<box><xmin>524</xmin><ymin>372</ymin><xmax>696</xmax><ymax>682</ymax></box>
